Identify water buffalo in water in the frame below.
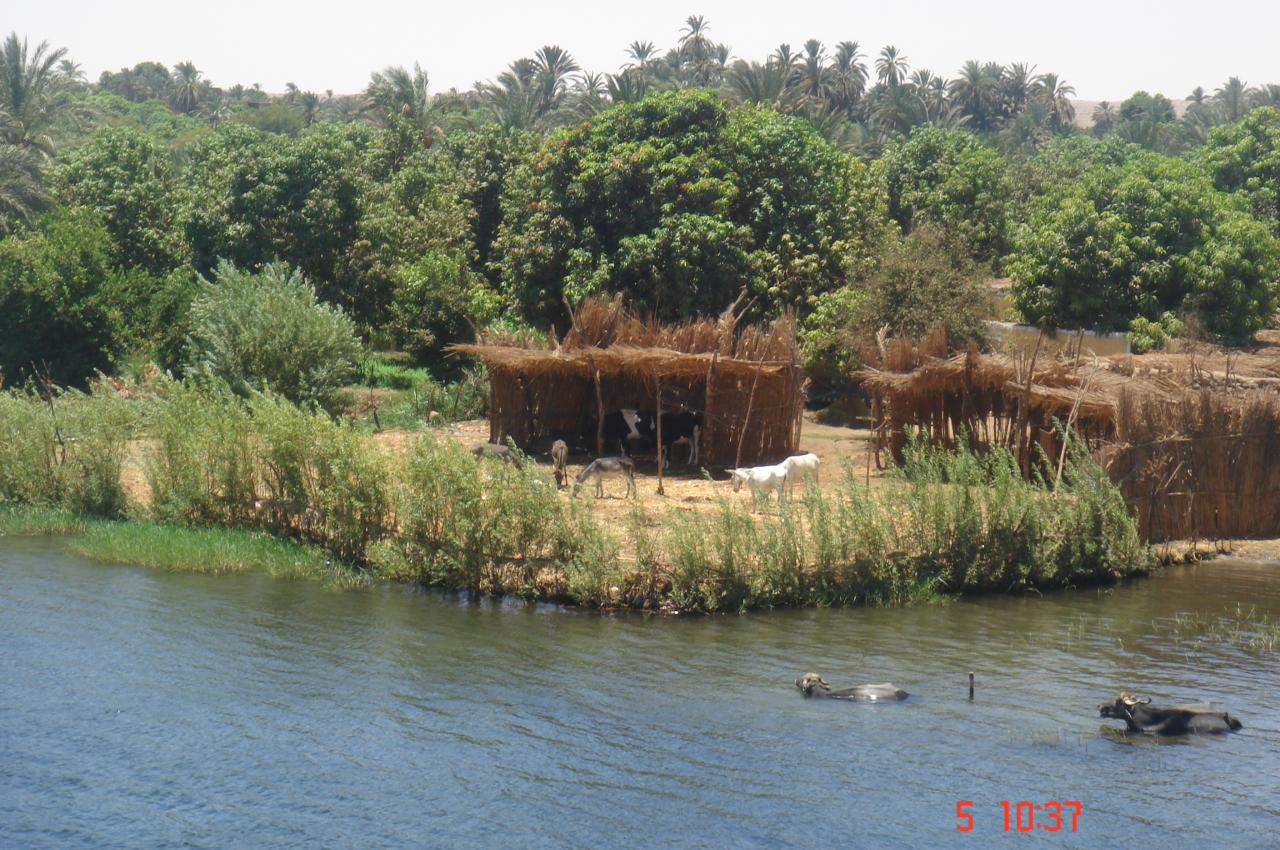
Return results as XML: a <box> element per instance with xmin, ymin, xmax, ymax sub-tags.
<box><xmin>795</xmin><ymin>672</ymin><xmax>908</xmax><ymax>702</ymax></box>
<box><xmin>1098</xmin><ymin>692</ymin><xmax>1243</xmax><ymax>735</ymax></box>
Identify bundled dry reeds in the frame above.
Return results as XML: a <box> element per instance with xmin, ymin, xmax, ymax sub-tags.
<box><xmin>855</xmin><ymin>332</ymin><xmax>1280</xmax><ymax>541</ymax></box>
<box><xmin>448</xmin><ymin>295</ymin><xmax>806</xmax><ymax>467</ymax></box>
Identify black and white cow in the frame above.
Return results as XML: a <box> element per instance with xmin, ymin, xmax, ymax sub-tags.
<box><xmin>597</xmin><ymin>409</ymin><xmax>703</xmax><ymax>468</ymax></box>
<box><xmin>601</xmin><ymin>409</ymin><xmax>654</xmax><ymax>457</ymax></box>
<box><xmin>659</xmin><ymin>410</ymin><xmax>703</xmax><ymax>467</ymax></box>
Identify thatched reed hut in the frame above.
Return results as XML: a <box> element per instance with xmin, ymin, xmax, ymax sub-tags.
<box><xmin>855</xmin><ymin>330</ymin><xmax>1280</xmax><ymax>541</ymax></box>
<box><xmin>450</xmin><ymin>296</ymin><xmax>807</xmax><ymax>469</ymax></box>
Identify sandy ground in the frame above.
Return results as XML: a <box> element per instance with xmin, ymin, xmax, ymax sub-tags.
<box><xmin>409</xmin><ymin>415</ymin><xmax>885</xmax><ymax>524</ymax></box>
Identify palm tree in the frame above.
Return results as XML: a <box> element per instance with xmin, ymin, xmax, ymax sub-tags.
<box><xmin>530</xmin><ymin>45</ymin><xmax>579</xmax><ymax>117</ymax></box>
<box><xmin>875</xmin><ymin>45</ymin><xmax>909</xmax><ymax>87</ymax></box>
<box><xmin>284</xmin><ymin>81</ymin><xmax>299</xmax><ymax>104</ymax></box>
<box><xmin>802</xmin><ymin>103</ymin><xmax>866</xmax><ymax>150</ymax></box>
<box><xmin>55</xmin><ymin>58</ymin><xmax>85</xmax><ymax>90</ymax></box>
<box><xmin>1091</xmin><ymin>101</ymin><xmax>1115</xmax><ymax>136</ymax></box>
<box><xmin>626</xmin><ymin>41</ymin><xmax>657</xmax><ymax>70</ymax></box>
<box><xmin>998</xmin><ymin>100</ymin><xmax>1054</xmax><ymax>154</ymax></box>
<box><xmin>828</xmin><ymin>41</ymin><xmax>867</xmax><ymax>114</ymax></box>
<box><xmin>0</xmin><ymin>142</ymin><xmax>48</xmax><ymax>233</ymax></box>
<box><xmin>679</xmin><ymin>15</ymin><xmax>711</xmax><ymax>60</ymax></box>
<box><xmin>1034</xmin><ymin>72</ymin><xmax>1076</xmax><ymax>132</ymax></box>
<box><xmin>299</xmin><ymin>91</ymin><xmax>321</xmax><ymax>127</ymax></box>
<box><xmin>799</xmin><ymin>40</ymin><xmax>828</xmax><ymax>100</ymax></box>
<box><xmin>1187</xmin><ymin>86</ymin><xmax>1208</xmax><ymax>106</ymax></box>
<box><xmin>607</xmin><ymin>70</ymin><xmax>648</xmax><ymax>104</ymax></box>
<box><xmin>870</xmin><ymin>82</ymin><xmax>926</xmax><ymax>135</ymax></box>
<box><xmin>725</xmin><ymin>60</ymin><xmax>803</xmax><ymax>113</ymax></box>
<box><xmin>479</xmin><ymin>62</ymin><xmax>541</xmax><ymax>130</ymax></box>
<box><xmin>365</xmin><ymin>62</ymin><xmax>466</xmax><ymax>134</ymax></box>
<box><xmin>0</xmin><ymin>33</ymin><xmax>69</xmax><ymax>156</ymax></box>
<box><xmin>1001</xmin><ymin>62</ymin><xmax>1036</xmax><ymax>116</ymax></box>
<box><xmin>1251</xmin><ymin>84</ymin><xmax>1280</xmax><ymax>110</ymax></box>
<box><xmin>948</xmin><ymin>59</ymin><xmax>999</xmax><ymax>131</ymax></box>
<box><xmin>559</xmin><ymin>71</ymin><xmax>610</xmax><ymax>120</ymax></box>
<box><xmin>171</xmin><ymin>61</ymin><xmax>208</xmax><ymax>114</ymax></box>
<box><xmin>1214</xmin><ymin>77</ymin><xmax>1252</xmax><ymax>123</ymax></box>
<box><xmin>917</xmin><ymin>73</ymin><xmax>949</xmax><ymax>121</ymax></box>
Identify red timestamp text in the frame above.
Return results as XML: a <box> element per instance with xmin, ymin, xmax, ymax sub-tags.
<box><xmin>956</xmin><ymin>800</ymin><xmax>1083</xmax><ymax>833</ymax></box>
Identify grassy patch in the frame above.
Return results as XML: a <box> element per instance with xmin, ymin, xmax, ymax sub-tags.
<box><xmin>0</xmin><ymin>505</ymin><xmax>92</xmax><ymax>536</ymax></box>
<box><xmin>69</xmin><ymin>521</ymin><xmax>368</xmax><ymax>587</ymax></box>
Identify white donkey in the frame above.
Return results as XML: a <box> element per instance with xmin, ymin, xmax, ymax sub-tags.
<box><xmin>781</xmin><ymin>452</ymin><xmax>820</xmax><ymax>495</ymax></box>
<box><xmin>730</xmin><ymin>463</ymin><xmax>789</xmax><ymax>513</ymax></box>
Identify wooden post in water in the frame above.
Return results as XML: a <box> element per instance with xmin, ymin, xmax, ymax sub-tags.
<box><xmin>968</xmin><ymin>671</ymin><xmax>975</xmax><ymax>701</ymax></box>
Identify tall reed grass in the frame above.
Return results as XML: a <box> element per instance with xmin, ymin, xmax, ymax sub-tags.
<box><xmin>0</xmin><ymin>381</ymin><xmax>1151</xmax><ymax>611</ymax></box>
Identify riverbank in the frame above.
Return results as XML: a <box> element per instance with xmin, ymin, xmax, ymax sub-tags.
<box><xmin>0</xmin><ymin>383</ymin><xmax>1152</xmax><ymax>612</ymax></box>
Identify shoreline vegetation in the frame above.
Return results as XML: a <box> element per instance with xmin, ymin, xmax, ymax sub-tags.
<box><xmin>1</xmin><ymin>381</ymin><xmax>1155</xmax><ymax>612</ymax></box>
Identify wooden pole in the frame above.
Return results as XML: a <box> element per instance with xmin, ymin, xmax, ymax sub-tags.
<box><xmin>1018</xmin><ymin>320</ymin><xmax>1047</xmax><ymax>477</ymax></box>
<box><xmin>655</xmin><ymin>374</ymin><xmax>665</xmax><ymax>496</ymax></box>
<box><xmin>968</xmin><ymin>672</ymin><xmax>975</xmax><ymax>701</ymax></box>
<box><xmin>590</xmin><ymin>357</ymin><xmax>605</xmax><ymax>457</ymax></box>
<box><xmin>702</xmin><ymin>349</ymin><xmax>720</xmax><ymax>469</ymax></box>
<box><xmin>735</xmin><ymin>364</ymin><xmax>762</xmax><ymax>471</ymax></box>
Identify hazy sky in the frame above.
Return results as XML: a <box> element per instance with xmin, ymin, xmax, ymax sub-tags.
<box><xmin>11</xmin><ymin>0</ymin><xmax>1280</xmax><ymax>100</ymax></box>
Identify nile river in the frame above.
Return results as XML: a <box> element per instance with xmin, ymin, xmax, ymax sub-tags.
<box><xmin>2</xmin><ymin>536</ymin><xmax>1277</xmax><ymax>848</ymax></box>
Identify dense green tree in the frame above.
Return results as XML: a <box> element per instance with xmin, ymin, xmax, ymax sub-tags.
<box><xmin>55</xmin><ymin>127</ymin><xmax>184</xmax><ymax>272</ymax></box>
<box><xmin>1199</xmin><ymin>107</ymin><xmax>1280</xmax><ymax>234</ymax></box>
<box><xmin>97</xmin><ymin>61</ymin><xmax>172</xmax><ymax>103</ymax></box>
<box><xmin>493</xmin><ymin>90</ymin><xmax>887</xmax><ymax>324</ymax></box>
<box><xmin>180</xmin><ymin>123</ymin><xmax>372</xmax><ymax>321</ymax></box>
<box><xmin>1008</xmin><ymin>151</ymin><xmax>1278</xmax><ymax>344</ymax></box>
<box><xmin>0</xmin><ymin>209</ymin><xmax>123</xmax><ymax>384</ymax></box>
<box><xmin>883</xmin><ymin>126</ymin><xmax>1009</xmax><ymax>262</ymax></box>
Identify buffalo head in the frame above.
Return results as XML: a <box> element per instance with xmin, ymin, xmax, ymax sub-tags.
<box><xmin>795</xmin><ymin>672</ymin><xmax>831</xmax><ymax>697</ymax></box>
<box><xmin>1098</xmin><ymin>691</ymin><xmax>1149</xmax><ymax>720</ymax></box>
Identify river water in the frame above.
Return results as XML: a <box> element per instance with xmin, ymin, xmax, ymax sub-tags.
<box><xmin>1</xmin><ymin>536</ymin><xmax>1278</xmax><ymax>848</ymax></box>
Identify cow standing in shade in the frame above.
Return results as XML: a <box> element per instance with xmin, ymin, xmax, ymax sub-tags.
<box><xmin>598</xmin><ymin>409</ymin><xmax>703</xmax><ymax>468</ymax></box>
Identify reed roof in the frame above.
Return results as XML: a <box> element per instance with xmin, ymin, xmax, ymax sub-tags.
<box><xmin>449</xmin><ymin>294</ymin><xmax>800</xmax><ymax>381</ymax></box>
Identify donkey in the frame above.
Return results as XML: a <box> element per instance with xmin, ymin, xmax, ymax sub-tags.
<box><xmin>550</xmin><ymin>439</ymin><xmax>569</xmax><ymax>489</ymax></box>
<box><xmin>572</xmin><ymin>457</ymin><xmax>637</xmax><ymax>499</ymax></box>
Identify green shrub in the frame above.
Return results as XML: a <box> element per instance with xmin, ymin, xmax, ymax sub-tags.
<box><xmin>1128</xmin><ymin>312</ymin><xmax>1186</xmax><ymax>354</ymax></box>
<box><xmin>376</xmin><ymin>434</ymin><xmax>618</xmax><ymax>600</ymax></box>
<box><xmin>802</xmin><ymin>229</ymin><xmax>992</xmax><ymax>376</ymax></box>
<box><xmin>145</xmin><ymin>384</ymin><xmax>394</xmax><ymax>562</ymax></box>
<box><xmin>0</xmin><ymin>387</ymin><xmax>136</xmax><ymax>517</ymax></box>
<box><xmin>184</xmin><ymin>261</ymin><xmax>363</xmax><ymax>411</ymax></box>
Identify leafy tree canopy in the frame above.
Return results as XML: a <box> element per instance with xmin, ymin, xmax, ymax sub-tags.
<box><xmin>1008</xmin><ymin>150</ymin><xmax>1278</xmax><ymax>344</ymax></box>
<box><xmin>180</xmin><ymin>123</ymin><xmax>372</xmax><ymax>321</ymax></box>
<box><xmin>882</xmin><ymin>126</ymin><xmax>1009</xmax><ymax>262</ymax></box>
<box><xmin>54</xmin><ymin>126</ymin><xmax>185</xmax><ymax>273</ymax></box>
<box><xmin>494</xmin><ymin>89</ymin><xmax>887</xmax><ymax>324</ymax></box>
<box><xmin>0</xmin><ymin>209</ymin><xmax>122</xmax><ymax>385</ymax></box>
<box><xmin>1199</xmin><ymin>106</ymin><xmax>1280</xmax><ymax>234</ymax></box>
